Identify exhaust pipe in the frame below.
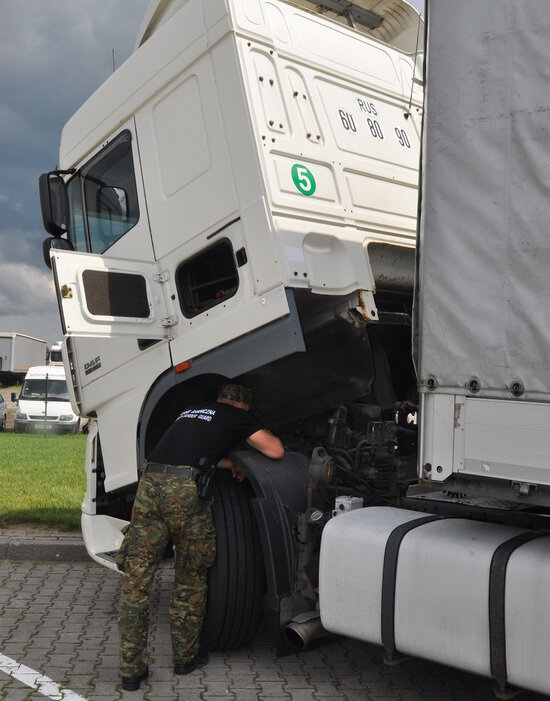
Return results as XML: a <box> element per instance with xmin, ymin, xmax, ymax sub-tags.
<box><xmin>284</xmin><ymin>611</ymin><xmax>329</xmax><ymax>649</ymax></box>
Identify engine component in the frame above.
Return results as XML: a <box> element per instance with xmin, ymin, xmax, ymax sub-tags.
<box><xmin>309</xmin><ymin>446</ymin><xmax>334</xmax><ymax>485</ymax></box>
<box><xmin>333</xmin><ymin>495</ymin><xmax>364</xmax><ymax>517</ymax></box>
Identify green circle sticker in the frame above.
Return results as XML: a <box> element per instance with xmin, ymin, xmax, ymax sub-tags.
<box><xmin>291</xmin><ymin>164</ymin><xmax>316</xmax><ymax>196</ymax></box>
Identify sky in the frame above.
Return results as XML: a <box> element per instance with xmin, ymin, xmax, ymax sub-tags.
<box><xmin>0</xmin><ymin>0</ymin><xmax>424</xmax><ymax>348</ymax></box>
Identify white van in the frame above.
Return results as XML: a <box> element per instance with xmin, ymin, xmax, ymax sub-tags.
<box><xmin>12</xmin><ymin>365</ymin><xmax>79</xmax><ymax>434</ymax></box>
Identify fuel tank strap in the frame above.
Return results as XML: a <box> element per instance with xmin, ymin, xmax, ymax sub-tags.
<box><xmin>381</xmin><ymin>514</ymin><xmax>441</xmax><ymax>661</ymax></box>
<box><xmin>489</xmin><ymin>529</ymin><xmax>549</xmax><ymax>695</ymax></box>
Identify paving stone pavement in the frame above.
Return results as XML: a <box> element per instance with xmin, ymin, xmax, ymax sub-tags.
<box><xmin>0</xmin><ymin>557</ymin><xmax>549</xmax><ymax>701</ymax></box>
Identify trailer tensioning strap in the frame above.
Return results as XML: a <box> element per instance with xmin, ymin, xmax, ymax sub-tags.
<box><xmin>489</xmin><ymin>530</ymin><xmax>548</xmax><ymax>695</ymax></box>
<box><xmin>381</xmin><ymin>514</ymin><xmax>441</xmax><ymax>661</ymax></box>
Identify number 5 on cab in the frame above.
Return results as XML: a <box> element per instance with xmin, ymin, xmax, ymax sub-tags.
<box><xmin>291</xmin><ymin>164</ymin><xmax>317</xmax><ymax>196</ymax></box>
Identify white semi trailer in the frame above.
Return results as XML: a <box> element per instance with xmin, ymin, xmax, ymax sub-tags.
<box><xmin>320</xmin><ymin>1</ymin><xmax>550</xmax><ymax>698</ymax></box>
<box><xmin>0</xmin><ymin>333</ymin><xmax>47</xmax><ymax>375</ymax></box>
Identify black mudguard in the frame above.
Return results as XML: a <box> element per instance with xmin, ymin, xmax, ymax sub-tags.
<box><xmin>229</xmin><ymin>450</ymin><xmax>309</xmax><ymax>614</ymax></box>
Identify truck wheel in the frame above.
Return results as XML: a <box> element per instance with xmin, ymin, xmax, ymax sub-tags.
<box><xmin>204</xmin><ymin>470</ymin><xmax>265</xmax><ymax>650</ymax></box>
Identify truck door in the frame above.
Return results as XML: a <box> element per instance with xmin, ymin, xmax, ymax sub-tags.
<box><xmin>50</xmin><ymin>249</ymin><xmax>173</xmax><ymax>416</ymax></box>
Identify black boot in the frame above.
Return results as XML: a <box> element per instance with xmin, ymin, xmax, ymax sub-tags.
<box><xmin>174</xmin><ymin>651</ymin><xmax>209</xmax><ymax>675</ymax></box>
<box><xmin>121</xmin><ymin>666</ymin><xmax>149</xmax><ymax>691</ymax></box>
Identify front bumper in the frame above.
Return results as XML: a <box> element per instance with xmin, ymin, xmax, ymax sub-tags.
<box><xmin>14</xmin><ymin>419</ymin><xmax>79</xmax><ymax>434</ymax></box>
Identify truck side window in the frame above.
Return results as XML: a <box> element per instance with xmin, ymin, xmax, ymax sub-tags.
<box><xmin>82</xmin><ymin>270</ymin><xmax>151</xmax><ymax>318</ymax></box>
<box><xmin>176</xmin><ymin>240</ymin><xmax>239</xmax><ymax>318</ymax></box>
<box><xmin>66</xmin><ymin>130</ymin><xmax>140</xmax><ymax>254</ymax></box>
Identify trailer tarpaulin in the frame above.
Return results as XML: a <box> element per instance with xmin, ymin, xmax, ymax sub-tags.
<box><xmin>416</xmin><ymin>0</ymin><xmax>550</xmax><ymax>400</ymax></box>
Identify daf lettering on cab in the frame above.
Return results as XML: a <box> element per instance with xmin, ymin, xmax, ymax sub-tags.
<box><xmin>38</xmin><ymin>0</ymin><xmax>426</xmax><ymax>666</ymax></box>
<box><xmin>12</xmin><ymin>365</ymin><xmax>80</xmax><ymax>434</ymax></box>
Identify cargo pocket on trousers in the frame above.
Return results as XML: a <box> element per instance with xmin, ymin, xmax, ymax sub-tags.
<box><xmin>189</xmin><ymin>528</ymin><xmax>216</xmax><ymax>573</ymax></box>
<box><xmin>115</xmin><ymin>523</ymin><xmax>132</xmax><ymax>573</ymax></box>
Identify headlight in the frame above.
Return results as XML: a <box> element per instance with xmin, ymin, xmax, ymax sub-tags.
<box><xmin>59</xmin><ymin>415</ymin><xmax>75</xmax><ymax>422</ymax></box>
<box><xmin>14</xmin><ymin>412</ymin><xmax>27</xmax><ymax>420</ymax></box>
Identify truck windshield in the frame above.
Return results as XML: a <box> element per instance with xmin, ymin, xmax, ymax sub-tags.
<box><xmin>66</xmin><ymin>130</ymin><xmax>140</xmax><ymax>254</ymax></box>
<box><xmin>21</xmin><ymin>379</ymin><xmax>69</xmax><ymax>401</ymax></box>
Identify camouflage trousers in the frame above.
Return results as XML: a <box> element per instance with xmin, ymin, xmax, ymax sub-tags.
<box><xmin>117</xmin><ymin>470</ymin><xmax>216</xmax><ymax>676</ymax></box>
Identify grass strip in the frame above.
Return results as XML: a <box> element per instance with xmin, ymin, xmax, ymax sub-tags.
<box><xmin>0</xmin><ymin>434</ymin><xmax>86</xmax><ymax>529</ymax></box>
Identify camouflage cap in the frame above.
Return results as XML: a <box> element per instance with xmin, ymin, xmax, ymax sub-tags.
<box><xmin>218</xmin><ymin>382</ymin><xmax>253</xmax><ymax>406</ymax></box>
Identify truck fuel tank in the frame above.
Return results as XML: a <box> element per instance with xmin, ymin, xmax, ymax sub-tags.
<box><xmin>319</xmin><ymin>506</ymin><xmax>550</xmax><ymax>697</ymax></box>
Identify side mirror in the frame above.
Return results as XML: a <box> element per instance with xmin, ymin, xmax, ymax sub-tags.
<box><xmin>39</xmin><ymin>172</ymin><xmax>70</xmax><ymax>236</ymax></box>
<box><xmin>43</xmin><ymin>236</ymin><xmax>75</xmax><ymax>269</ymax></box>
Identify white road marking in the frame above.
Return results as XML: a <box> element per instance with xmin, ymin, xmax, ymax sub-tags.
<box><xmin>0</xmin><ymin>653</ymin><xmax>88</xmax><ymax>701</ymax></box>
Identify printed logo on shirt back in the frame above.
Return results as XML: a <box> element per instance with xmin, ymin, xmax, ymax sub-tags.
<box><xmin>177</xmin><ymin>408</ymin><xmax>216</xmax><ymax>423</ymax></box>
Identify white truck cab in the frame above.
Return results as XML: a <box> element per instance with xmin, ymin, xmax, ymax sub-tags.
<box><xmin>38</xmin><ymin>0</ymin><xmax>428</xmax><ymax>669</ymax></box>
<box><xmin>13</xmin><ymin>365</ymin><xmax>79</xmax><ymax>434</ymax></box>
<box><xmin>48</xmin><ymin>342</ymin><xmax>64</xmax><ymax>365</ymax></box>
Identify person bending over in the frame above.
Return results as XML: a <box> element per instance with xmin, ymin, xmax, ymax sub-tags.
<box><xmin>117</xmin><ymin>382</ymin><xmax>283</xmax><ymax>691</ymax></box>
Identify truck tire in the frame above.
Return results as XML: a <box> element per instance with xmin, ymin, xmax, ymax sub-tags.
<box><xmin>204</xmin><ymin>470</ymin><xmax>265</xmax><ymax>650</ymax></box>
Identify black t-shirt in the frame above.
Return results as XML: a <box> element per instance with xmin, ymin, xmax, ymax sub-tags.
<box><xmin>147</xmin><ymin>400</ymin><xmax>264</xmax><ymax>467</ymax></box>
